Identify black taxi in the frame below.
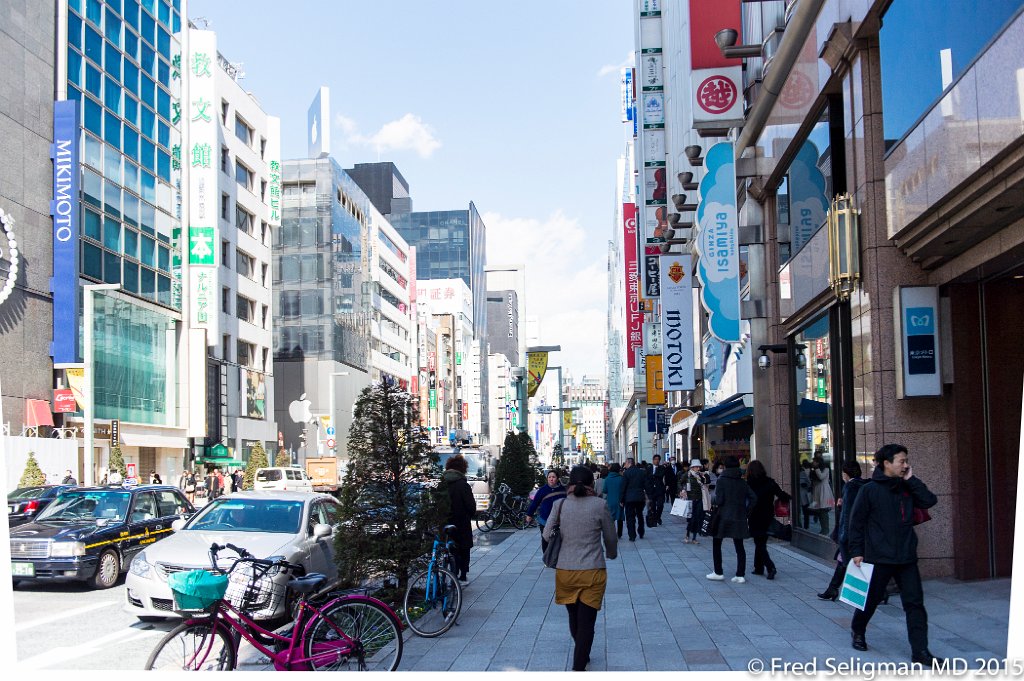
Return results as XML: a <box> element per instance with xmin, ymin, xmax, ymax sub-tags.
<box><xmin>9</xmin><ymin>485</ymin><xmax>194</xmax><ymax>589</ymax></box>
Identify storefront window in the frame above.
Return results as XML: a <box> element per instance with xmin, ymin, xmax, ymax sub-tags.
<box><xmin>792</xmin><ymin>313</ymin><xmax>837</xmax><ymax>537</ymax></box>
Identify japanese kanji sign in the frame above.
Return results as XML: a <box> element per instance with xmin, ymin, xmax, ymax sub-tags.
<box><xmin>187</xmin><ymin>29</ymin><xmax>219</xmax><ymax>341</ymax></box>
<box><xmin>691</xmin><ymin>66</ymin><xmax>743</xmax><ymax>128</ymax></box>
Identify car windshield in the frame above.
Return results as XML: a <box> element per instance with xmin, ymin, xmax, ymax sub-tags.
<box><xmin>256</xmin><ymin>469</ymin><xmax>283</xmax><ymax>481</ymax></box>
<box><xmin>8</xmin><ymin>487</ymin><xmax>48</xmax><ymax>500</ymax></box>
<box><xmin>186</xmin><ymin>498</ymin><xmax>304</xmax><ymax>533</ymax></box>
<box><xmin>35</xmin><ymin>490</ymin><xmax>131</xmax><ymax>522</ymax></box>
<box><xmin>435</xmin><ymin>451</ymin><xmax>488</xmax><ymax>479</ymax></box>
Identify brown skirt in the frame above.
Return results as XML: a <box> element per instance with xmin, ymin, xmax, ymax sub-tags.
<box><xmin>554</xmin><ymin>568</ymin><xmax>607</xmax><ymax>610</ymax></box>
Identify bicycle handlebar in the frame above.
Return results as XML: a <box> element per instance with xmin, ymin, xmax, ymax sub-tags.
<box><xmin>207</xmin><ymin>542</ymin><xmax>303</xmax><ymax>577</ymax></box>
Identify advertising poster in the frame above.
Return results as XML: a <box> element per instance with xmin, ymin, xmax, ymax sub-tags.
<box><xmin>641</xmin><ymin>53</ymin><xmax>663</xmax><ymax>88</ymax></box>
<box><xmin>643</xmin><ymin>92</ymin><xmax>665</xmax><ymax>127</ymax></box>
<box><xmin>245</xmin><ymin>370</ymin><xmax>267</xmax><ymax>419</ymax></box>
<box><xmin>623</xmin><ymin>204</ymin><xmax>642</xmax><ymax>368</ymax></box>
<box><xmin>645</xmin><ymin>205</ymin><xmax>669</xmax><ymax>243</ymax></box>
<box><xmin>526</xmin><ymin>351</ymin><xmax>549</xmax><ymax>397</ymax></box>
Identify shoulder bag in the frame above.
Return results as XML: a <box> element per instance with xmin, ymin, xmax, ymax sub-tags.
<box><xmin>700</xmin><ymin>505</ymin><xmax>719</xmax><ymax>536</ymax></box>
<box><xmin>542</xmin><ymin>500</ymin><xmax>564</xmax><ymax>569</ymax></box>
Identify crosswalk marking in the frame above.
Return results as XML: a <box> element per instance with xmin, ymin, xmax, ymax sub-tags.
<box><xmin>15</xmin><ymin>600</ymin><xmax>117</xmax><ymax>632</ymax></box>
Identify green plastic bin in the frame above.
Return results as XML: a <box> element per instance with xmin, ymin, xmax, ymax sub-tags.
<box><xmin>168</xmin><ymin>569</ymin><xmax>229</xmax><ymax>611</ymax></box>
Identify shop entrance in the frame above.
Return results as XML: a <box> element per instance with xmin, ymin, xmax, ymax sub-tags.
<box><xmin>948</xmin><ymin>266</ymin><xmax>1023</xmax><ymax>579</ymax></box>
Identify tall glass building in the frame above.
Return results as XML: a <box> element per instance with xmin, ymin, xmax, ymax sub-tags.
<box><xmin>57</xmin><ymin>0</ymin><xmax>186</xmax><ymax>480</ymax></box>
<box><xmin>389</xmin><ymin>204</ymin><xmax>487</xmax><ymax>340</ymax></box>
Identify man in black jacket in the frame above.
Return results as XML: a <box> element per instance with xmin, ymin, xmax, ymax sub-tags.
<box><xmin>847</xmin><ymin>444</ymin><xmax>940</xmax><ymax>665</ymax></box>
<box><xmin>645</xmin><ymin>455</ymin><xmax>667</xmax><ymax>527</ymax></box>
<box><xmin>620</xmin><ymin>458</ymin><xmax>648</xmax><ymax>541</ymax></box>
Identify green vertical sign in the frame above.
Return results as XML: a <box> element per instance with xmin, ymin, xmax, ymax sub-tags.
<box><xmin>429</xmin><ymin>389</ymin><xmax>437</xmax><ymax>409</ymax></box>
<box><xmin>188</xmin><ymin>227</ymin><xmax>216</xmax><ymax>265</ymax></box>
<box><xmin>817</xmin><ymin>377</ymin><xmax>827</xmax><ymax>398</ymax></box>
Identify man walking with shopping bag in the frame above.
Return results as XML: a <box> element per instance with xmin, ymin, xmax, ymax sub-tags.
<box><xmin>847</xmin><ymin>444</ymin><xmax>941</xmax><ymax>665</ymax></box>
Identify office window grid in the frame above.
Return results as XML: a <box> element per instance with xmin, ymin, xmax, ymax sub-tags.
<box><xmin>68</xmin><ymin>0</ymin><xmax>181</xmax><ymax>308</ymax></box>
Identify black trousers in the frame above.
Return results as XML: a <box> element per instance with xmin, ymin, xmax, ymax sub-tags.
<box><xmin>624</xmin><ymin>501</ymin><xmax>646</xmax><ymax>539</ymax></box>
<box><xmin>566</xmin><ymin>598</ymin><xmax>598</xmax><ymax>671</ymax></box>
<box><xmin>712</xmin><ymin>537</ymin><xmax>746</xmax><ymax>577</ymax></box>
<box><xmin>751</xmin><ymin>531</ymin><xmax>775</xmax><ymax>573</ymax></box>
<box><xmin>687</xmin><ymin>506</ymin><xmax>704</xmax><ymax>538</ymax></box>
<box><xmin>647</xmin><ymin>495</ymin><xmax>664</xmax><ymax>525</ymax></box>
<box><xmin>453</xmin><ymin>543</ymin><xmax>471</xmax><ymax>578</ymax></box>
<box><xmin>851</xmin><ymin>562</ymin><xmax>929</xmax><ymax>654</ymax></box>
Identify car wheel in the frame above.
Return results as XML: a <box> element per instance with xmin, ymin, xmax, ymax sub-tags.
<box><xmin>92</xmin><ymin>549</ymin><xmax>120</xmax><ymax>589</ymax></box>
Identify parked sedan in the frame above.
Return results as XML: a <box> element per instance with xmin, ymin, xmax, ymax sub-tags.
<box><xmin>7</xmin><ymin>485</ymin><xmax>77</xmax><ymax>527</ymax></box>
<box><xmin>124</xmin><ymin>491</ymin><xmax>342</xmax><ymax>622</ymax></box>
<box><xmin>9</xmin><ymin>485</ymin><xmax>194</xmax><ymax>589</ymax></box>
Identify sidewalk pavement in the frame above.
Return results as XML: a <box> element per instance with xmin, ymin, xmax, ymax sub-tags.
<box><xmin>240</xmin><ymin>512</ymin><xmax>1010</xmax><ymax>672</ymax></box>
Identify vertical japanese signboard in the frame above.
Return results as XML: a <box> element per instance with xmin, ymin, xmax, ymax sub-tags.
<box><xmin>894</xmin><ymin>286</ymin><xmax>942</xmax><ymax>397</ymax></box>
<box><xmin>266</xmin><ymin>116</ymin><xmax>282</xmax><ymax>227</ymax></box>
<box><xmin>695</xmin><ymin>142</ymin><xmax>741</xmax><ymax>343</ymax></box>
<box><xmin>638</xmin><ymin>3</ymin><xmax>666</xmax><ymax>248</ymax></box>
<box><xmin>51</xmin><ymin>100</ymin><xmax>80</xmax><ymax>364</ymax></box>
<box><xmin>645</xmin><ymin>354</ymin><xmax>665</xmax><ymax>406</ymax></box>
<box><xmin>623</xmin><ymin>204</ymin><xmax>642</xmax><ymax>368</ymax></box>
<box><xmin>187</xmin><ymin>30</ymin><xmax>219</xmax><ymax>342</ymax></box>
<box><xmin>660</xmin><ymin>254</ymin><xmax>695</xmax><ymax>391</ymax></box>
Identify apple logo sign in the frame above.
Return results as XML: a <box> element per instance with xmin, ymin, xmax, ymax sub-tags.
<box><xmin>310</xmin><ymin>116</ymin><xmax>319</xmax><ymax>144</ymax></box>
<box><xmin>288</xmin><ymin>392</ymin><xmax>314</xmax><ymax>424</ymax></box>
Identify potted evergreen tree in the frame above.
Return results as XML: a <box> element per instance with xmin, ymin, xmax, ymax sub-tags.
<box><xmin>243</xmin><ymin>442</ymin><xmax>269</xmax><ymax>491</ymax></box>
<box><xmin>18</xmin><ymin>452</ymin><xmax>47</xmax><ymax>488</ymax></box>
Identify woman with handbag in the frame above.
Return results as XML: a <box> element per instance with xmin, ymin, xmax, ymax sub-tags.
<box><xmin>745</xmin><ymin>459</ymin><xmax>791</xmax><ymax>580</ymax></box>
<box><xmin>543</xmin><ymin>466</ymin><xmax>618</xmax><ymax>672</ymax></box>
<box><xmin>706</xmin><ymin>456</ymin><xmax>756</xmax><ymax>583</ymax></box>
<box><xmin>683</xmin><ymin>459</ymin><xmax>710</xmax><ymax>544</ymax></box>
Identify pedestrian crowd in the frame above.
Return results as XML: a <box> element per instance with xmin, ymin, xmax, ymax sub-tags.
<box><xmin>536</xmin><ymin>443</ymin><xmax>940</xmax><ymax>670</ymax></box>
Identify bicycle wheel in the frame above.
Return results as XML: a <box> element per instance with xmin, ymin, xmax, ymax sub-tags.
<box><xmin>475</xmin><ymin>511</ymin><xmax>495</xmax><ymax>532</ymax></box>
<box><xmin>305</xmin><ymin>599</ymin><xmax>403</xmax><ymax>671</ymax></box>
<box><xmin>145</xmin><ymin>620</ymin><xmax>237</xmax><ymax>671</ymax></box>
<box><xmin>511</xmin><ymin>510</ymin><xmax>529</xmax><ymax>530</ymax></box>
<box><xmin>403</xmin><ymin>567</ymin><xmax>462</xmax><ymax>638</ymax></box>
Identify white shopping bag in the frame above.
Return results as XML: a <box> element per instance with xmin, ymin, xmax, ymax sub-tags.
<box><xmin>838</xmin><ymin>561</ymin><xmax>874</xmax><ymax>611</ymax></box>
<box><xmin>670</xmin><ymin>499</ymin><xmax>692</xmax><ymax>518</ymax></box>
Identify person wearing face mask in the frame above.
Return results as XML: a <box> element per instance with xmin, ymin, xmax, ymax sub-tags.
<box><xmin>847</xmin><ymin>444</ymin><xmax>940</xmax><ymax>666</ymax></box>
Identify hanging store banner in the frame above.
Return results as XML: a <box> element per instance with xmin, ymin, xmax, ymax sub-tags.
<box><xmin>65</xmin><ymin>367</ymin><xmax>86</xmax><ymax>411</ymax></box>
<box><xmin>645</xmin><ymin>354</ymin><xmax>665</xmax><ymax>406</ymax></box>
<box><xmin>645</xmin><ymin>206</ymin><xmax>669</xmax><ymax>243</ymax></box>
<box><xmin>643</xmin><ymin>249</ymin><xmax>661</xmax><ymax>297</ymax></box>
<box><xmin>644</xmin><ymin>167</ymin><xmax>667</xmax><ymax>205</ymax></box>
<box><xmin>623</xmin><ymin>203</ymin><xmax>642</xmax><ymax>368</ymax></box>
<box><xmin>788</xmin><ymin>141</ymin><xmax>829</xmax><ymax>254</ymax></box>
<box><xmin>620</xmin><ymin>68</ymin><xmax>634</xmax><ymax>123</ymax></box>
<box><xmin>660</xmin><ymin>254</ymin><xmax>696</xmax><ymax>391</ymax></box>
<box><xmin>563</xmin><ymin>409</ymin><xmax>573</xmax><ymax>433</ymax></box>
<box><xmin>642</xmin><ymin>92</ymin><xmax>665</xmax><ymax>128</ymax></box>
<box><xmin>640</xmin><ymin>53</ymin><xmax>663</xmax><ymax>89</ymax></box>
<box><xmin>894</xmin><ymin>286</ymin><xmax>942</xmax><ymax>398</ymax></box>
<box><xmin>51</xmin><ymin>100</ymin><xmax>80</xmax><ymax>365</ymax></box>
<box><xmin>643</xmin><ymin>129</ymin><xmax>665</xmax><ymax>165</ymax></box>
<box><xmin>526</xmin><ymin>351</ymin><xmax>549</xmax><ymax>397</ymax></box>
<box><xmin>695</xmin><ymin>142</ymin><xmax>741</xmax><ymax>343</ymax></box>
<box><xmin>187</xmin><ymin>29</ymin><xmax>219</xmax><ymax>343</ymax></box>
<box><xmin>643</xmin><ymin>321</ymin><xmax>662</xmax><ymax>355</ymax></box>
<box><xmin>691</xmin><ymin>66</ymin><xmax>744</xmax><ymax>128</ymax></box>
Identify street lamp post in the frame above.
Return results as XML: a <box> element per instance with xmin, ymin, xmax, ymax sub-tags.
<box><xmin>83</xmin><ymin>283</ymin><xmax>120</xmax><ymax>486</ymax></box>
<box><xmin>327</xmin><ymin>371</ymin><xmax>349</xmax><ymax>456</ymax></box>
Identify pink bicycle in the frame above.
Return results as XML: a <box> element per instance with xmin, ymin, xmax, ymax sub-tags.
<box><xmin>145</xmin><ymin>543</ymin><xmax>403</xmax><ymax>671</ymax></box>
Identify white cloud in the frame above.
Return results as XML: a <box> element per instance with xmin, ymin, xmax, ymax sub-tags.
<box><xmin>483</xmin><ymin>211</ymin><xmax>608</xmax><ymax>376</ymax></box>
<box><xmin>334</xmin><ymin>113</ymin><xmax>442</xmax><ymax>159</ymax></box>
<box><xmin>597</xmin><ymin>52</ymin><xmax>634</xmax><ymax>78</ymax></box>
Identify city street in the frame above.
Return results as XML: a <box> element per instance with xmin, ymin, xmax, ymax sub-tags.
<box><xmin>12</xmin><ymin>579</ymin><xmax>177</xmax><ymax>670</ymax></box>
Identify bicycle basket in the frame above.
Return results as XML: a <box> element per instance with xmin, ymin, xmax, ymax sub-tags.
<box><xmin>168</xmin><ymin>569</ymin><xmax>229</xmax><ymax>612</ymax></box>
<box><xmin>223</xmin><ymin>562</ymin><xmax>287</xmax><ymax>619</ymax></box>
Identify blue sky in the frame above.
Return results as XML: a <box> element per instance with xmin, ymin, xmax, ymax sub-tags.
<box><xmin>189</xmin><ymin>0</ymin><xmax>633</xmax><ymax>379</ymax></box>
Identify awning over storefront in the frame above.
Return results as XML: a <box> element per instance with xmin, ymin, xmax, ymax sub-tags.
<box><xmin>797</xmin><ymin>398</ymin><xmax>830</xmax><ymax>429</ymax></box>
<box><xmin>669</xmin><ymin>408</ymin><xmax>700</xmax><ymax>436</ymax></box>
<box><xmin>695</xmin><ymin>395</ymin><xmax>754</xmax><ymax>427</ymax></box>
<box><xmin>25</xmin><ymin>399</ymin><xmax>55</xmax><ymax>427</ymax></box>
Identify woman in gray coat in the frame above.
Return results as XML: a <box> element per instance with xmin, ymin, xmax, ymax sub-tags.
<box><xmin>543</xmin><ymin>466</ymin><xmax>618</xmax><ymax>671</ymax></box>
<box><xmin>706</xmin><ymin>456</ymin><xmax>756</xmax><ymax>583</ymax></box>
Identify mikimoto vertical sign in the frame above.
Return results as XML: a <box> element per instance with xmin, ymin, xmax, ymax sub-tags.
<box><xmin>51</xmin><ymin>100</ymin><xmax>80</xmax><ymax>364</ymax></box>
<box><xmin>660</xmin><ymin>254</ymin><xmax>695</xmax><ymax>391</ymax></box>
<box><xmin>187</xmin><ymin>30</ymin><xmax>219</xmax><ymax>341</ymax></box>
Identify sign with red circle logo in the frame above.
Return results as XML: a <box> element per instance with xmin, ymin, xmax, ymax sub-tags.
<box><xmin>696</xmin><ymin>75</ymin><xmax>738</xmax><ymax>114</ymax></box>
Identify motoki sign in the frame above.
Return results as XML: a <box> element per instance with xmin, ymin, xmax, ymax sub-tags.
<box><xmin>660</xmin><ymin>254</ymin><xmax>695</xmax><ymax>391</ymax></box>
<box><xmin>695</xmin><ymin>142</ymin><xmax>741</xmax><ymax>343</ymax></box>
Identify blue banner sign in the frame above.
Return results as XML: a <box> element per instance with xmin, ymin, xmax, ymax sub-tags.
<box><xmin>695</xmin><ymin>142</ymin><xmax>741</xmax><ymax>342</ymax></box>
<box><xmin>51</xmin><ymin>100</ymin><xmax>80</xmax><ymax>364</ymax></box>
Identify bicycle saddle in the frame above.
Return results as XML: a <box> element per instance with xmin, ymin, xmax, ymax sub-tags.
<box><xmin>289</xmin><ymin>573</ymin><xmax>328</xmax><ymax>594</ymax></box>
<box><xmin>442</xmin><ymin>524</ymin><xmax>457</xmax><ymax>534</ymax></box>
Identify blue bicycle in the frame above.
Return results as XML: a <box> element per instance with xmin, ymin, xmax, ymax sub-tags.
<box><xmin>402</xmin><ymin>525</ymin><xmax>462</xmax><ymax>637</ymax></box>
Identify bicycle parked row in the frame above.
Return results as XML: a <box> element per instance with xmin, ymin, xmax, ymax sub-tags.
<box><xmin>475</xmin><ymin>482</ymin><xmax>536</xmax><ymax>532</ymax></box>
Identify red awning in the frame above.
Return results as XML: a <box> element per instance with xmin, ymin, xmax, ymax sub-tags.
<box><xmin>25</xmin><ymin>399</ymin><xmax>55</xmax><ymax>427</ymax></box>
